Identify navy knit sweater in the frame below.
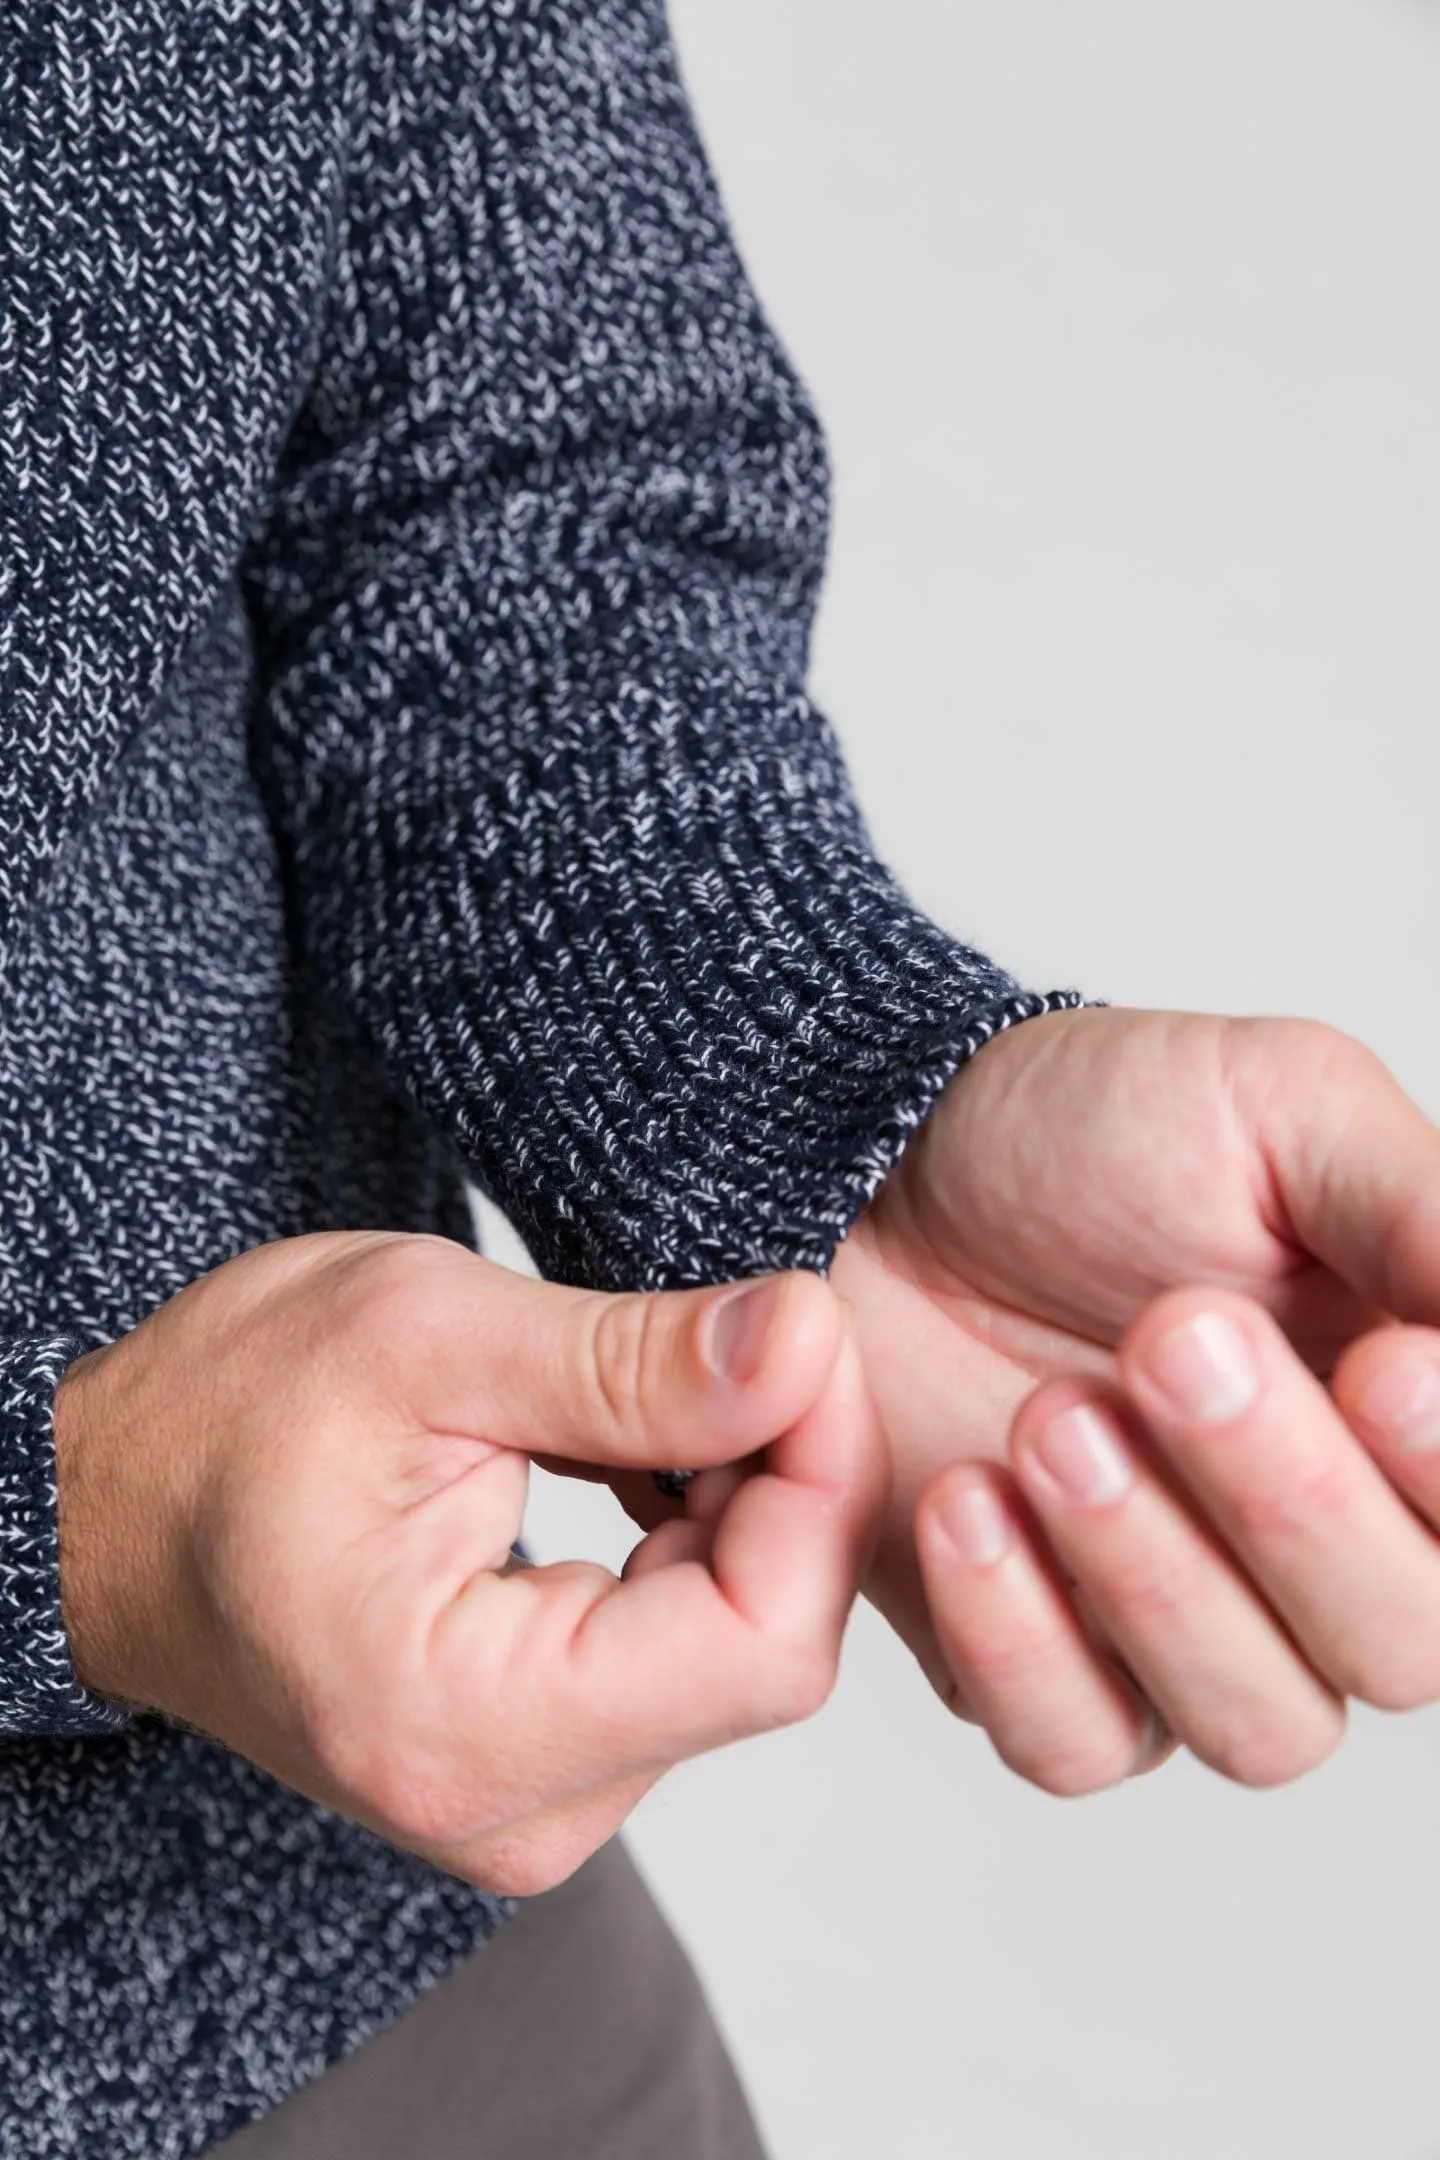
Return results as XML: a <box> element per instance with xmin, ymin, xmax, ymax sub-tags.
<box><xmin>0</xmin><ymin>3</ymin><xmax>1083</xmax><ymax>2152</ymax></box>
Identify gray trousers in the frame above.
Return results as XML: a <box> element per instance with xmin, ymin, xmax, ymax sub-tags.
<box><xmin>210</xmin><ymin>1837</ymin><xmax>770</xmax><ymax>2159</ymax></box>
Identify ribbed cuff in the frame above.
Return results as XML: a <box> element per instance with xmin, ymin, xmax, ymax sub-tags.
<box><xmin>0</xmin><ymin>1332</ymin><xmax>135</xmax><ymax>1738</ymax></box>
<box><xmin>644</xmin><ymin>978</ymin><xmax>1099</xmax><ymax>1494</ymax></box>
<box><xmin>302</xmin><ymin>659</ymin><xmax>1108</xmax><ymax>1294</ymax></box>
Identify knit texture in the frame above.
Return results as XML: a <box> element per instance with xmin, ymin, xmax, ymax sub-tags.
<box><xmin>0</xmin><ymin>1</ymin><xmax>1085</xmax><ymax>2152</ymax></box>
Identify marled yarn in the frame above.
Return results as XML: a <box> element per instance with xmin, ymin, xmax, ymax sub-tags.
<box><xmin>0</xmin><ymin>2</ymin><xmax>1082</xmax><ymax>2151</ymax></box>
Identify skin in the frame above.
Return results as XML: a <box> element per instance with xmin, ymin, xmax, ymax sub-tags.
<box><xmin>54</xmin><ymin>1003</ymin><xmax>1440</xmax><ymax>1888</ymax></box>
<box><xmin>825</xmin><ymin>1004</ymin><xmax>1440</xmax><ymax>1795</ymax></box>
<box><xmin>53</xmin><ymin>1232</ymin><xmax>887</xmax><ymax>1896</ymax></box>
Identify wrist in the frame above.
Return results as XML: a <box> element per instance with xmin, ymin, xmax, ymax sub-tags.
<box><xmin>52</xmin><ymin>1342</ymin><xmax>163</xmax><ymax>1714</ymax></box>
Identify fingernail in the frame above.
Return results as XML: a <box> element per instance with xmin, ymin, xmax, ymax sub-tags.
<box><xmin>1357</xmin><ymin>1359</ymin><xmax>1440</xmax><ymax>1454</ymax></box>
<box><xmin>935</xmin><ymin>1481</ymin><xmax>1012</xmax><ymax>1568</ymax></box>
<box><xmin>706</xmin><ymin>1277</ymin><xmax>782</xmax><ymax>1384</ymax></box>
<box><xmin>1032</xmin><ymin>1404</ymin><xmax>1134</xmax><ymax>1508</ymax></box>
<box><xmin>1144</xmin><ymin>1313</ymin><xmax>1260</xmax><ymax>1425</ymax></box>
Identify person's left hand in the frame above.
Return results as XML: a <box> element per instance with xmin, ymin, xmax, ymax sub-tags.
<box><xmin>813</xmin><ymin>1004</ymin><xmax>1440</xmax><ymax>1795</ymax></box>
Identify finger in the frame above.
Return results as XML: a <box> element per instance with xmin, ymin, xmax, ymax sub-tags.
<box><xmin>1067</xmin><ymin>1589</ymin><xmax>1180</xmax><ymax>1774</ymax></box>
<box><xmin>420</xmin><ymin>1324</ymin><xmax>888</xmax><ymax>1822</ymax></box>
<box><xmin>1062</xmin><ymin>1598</ymin><xmax>1179</xmax><ymax>1776</ymax></box>
<box><xmin>1120</xmin><ymin>1290</ymin><xmax>1440</xmax><ymax>1712</ymax></box>
<box><xmin>412</xmin><ymin>1252</ymin><xmax>849</xmax><ymax>1473</ymax></box>
<box><xmin>1010</xmin><ymin>1381</ymin><xmax>1346</xmax><ymax>1787</ymax></box>
<box><xmin>1235</xmin><ymin>1020</ymin><xmax>1440</xmax><ymax>1320</ymax></box>
<box><xmin>1334</xmin><ymin>1325</ymin><xmax>1440</xmax><ymax>1526</ymax></box>
<box><xmin>620</xmin><ymin>1515</ymin><xmax>716</xmax><ymax>1581</ymax></box>
<box><xmin>915</xmin><ymin>1467</ymin><xmax>1156</xmax><ymax>1795</ymax></box>
<box><xmin>684</xmin><ymin>1460</ymin><xmax>755</xmax><ymax>1527</ymax></box>
<box><xmin>704</xmin><ymin>1325</ymin><xmax>888</xmax><ymax>1649</ymax></box>
<box><xmin>320</xmin><ymin>1494</ymin><xmax>671</xmax><ymax>1899</ymax></box>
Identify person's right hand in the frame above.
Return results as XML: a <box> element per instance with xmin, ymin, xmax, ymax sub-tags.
<box><xmin>52</xmin><ymin>1231</ymin><xmax>885</xmax><ymax>1895</ymax></box>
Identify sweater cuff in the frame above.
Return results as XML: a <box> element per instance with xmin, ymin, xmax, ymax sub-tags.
<box><xmin>0</xmin><ymin>1333</ymin><xmax>135</xmax><ymax>1738</ymax></box>
<box><xmin>795</xmin><ymin>978</ymin><xmax>1101</xmax><ymax>1269</ymax></box>
<box><xmin>302</xmin><ymin>655</ymin><xmax>1105</xmax><ymax>1293</ymax></box>
<box><xmin>643</xmin><ymin>977</ymin><xmax>1097</xmax><ymax>1493</ymax></box>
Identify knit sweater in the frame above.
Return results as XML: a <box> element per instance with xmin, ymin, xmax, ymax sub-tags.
<box><xmin>0</xmin><ymin>3</ymin><xmax>1083</xmax><ymax>2153</ymax></box>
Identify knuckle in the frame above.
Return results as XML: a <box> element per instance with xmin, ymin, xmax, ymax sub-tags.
<box><xmin>961</xmin><ymin>1621</ymin><xmax>1062</xmax><ymax>1695</ymax></box>
<box><xmin>758</xmin><ymin>1641</ymin><xmax>839</xmax><ymax>1730</ymax></box>
<box><xmin>586</xmin><ymin>1294</ymin><xmax>658</xmax><ymax>1452</ymax></box>
<box><xmin>1098</xmin><ymin>1545</ymin><xmax>1215</xmax><ymax>1635</ymax></box>
<box><xmin>1329</xmin><ymin>1631</ymin><xmax>1440</xmax><ymax>1714</ymax></box>
<box><xmin>1226</xmin><ymin>1455</ymin><xmax>1353</xmax><ymax>1549</ymax></box>
<box><xmin>1201</xmin><ymin>1700</ymin><xmax>1344</xmax><ymax>1789</ymax></box>
<box><xmin>1241</xmin><ymin>1015</ymin><xmax>1373</xmax><ymax>1079</ymax></box>
<box><xmin>1351</xmin><ymin>1667</ymin><xmax>1429</xmax><ymax>1715</ymax></box>
<box><xmin>331</xmin><ymin>1238</ymin><xmax>441</xmax><ymax>1351</ymax></box>
<box><xmin>1000</xmin><ymin>1731</ymin><xmax>1135</xmax><ymax>1799</ymax></box>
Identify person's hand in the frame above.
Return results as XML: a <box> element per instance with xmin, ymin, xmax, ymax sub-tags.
<box><xmin>828</xmin><ymin>1006</ymin><xmax>1440</xmax><ymax>1794</ymax></box>
<box><xmin>52</xmin><ymin>1231</ymin><xmax>885</xmax><ymax>1894</ymax></box>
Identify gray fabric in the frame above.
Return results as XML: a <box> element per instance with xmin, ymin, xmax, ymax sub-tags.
<box><xmin>208</xmin><ymin>1837</ymin><xmax>769</xmax><ymax>2160</ymax></box>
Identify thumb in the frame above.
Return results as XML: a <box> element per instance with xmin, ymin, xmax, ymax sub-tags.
<box><xmin>1244</xmin><ymin>1022</ymin><xmax>1440</xmax><ymax>1321</ymax></box>
<box><xmin>420</xmin><ymin>1262</ymin><xmax>849</xmax><ymax>1473</ymax></box>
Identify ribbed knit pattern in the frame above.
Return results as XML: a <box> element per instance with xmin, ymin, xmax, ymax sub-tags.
<box><xmin>0</xmin><ymin>2</ymin><xmax>1084</xmax><ymax>2152</ymax></box>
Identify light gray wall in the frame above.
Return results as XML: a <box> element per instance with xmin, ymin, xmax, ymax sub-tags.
<box><xmin>501</xmin><ymin>3</ymin><xmax>1440</xmax><ymax>2153</ymax></box>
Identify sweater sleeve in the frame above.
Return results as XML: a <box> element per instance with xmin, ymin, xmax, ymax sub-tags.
<box><xmin>0</xmin><ymin>1333</ymin><xmax>133</xmax><ymax>1737</ymax></box>
<box><xmin>243</xmin><ymin>0</ymin><xmax>1090</xmax><ymax>1294</ymax></box>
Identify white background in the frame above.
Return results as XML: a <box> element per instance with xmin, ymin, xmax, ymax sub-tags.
<box><xmin>503</xmin><ymin>3</ymin><xmax>1440</xmax><ymax>2153</ymax></box>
